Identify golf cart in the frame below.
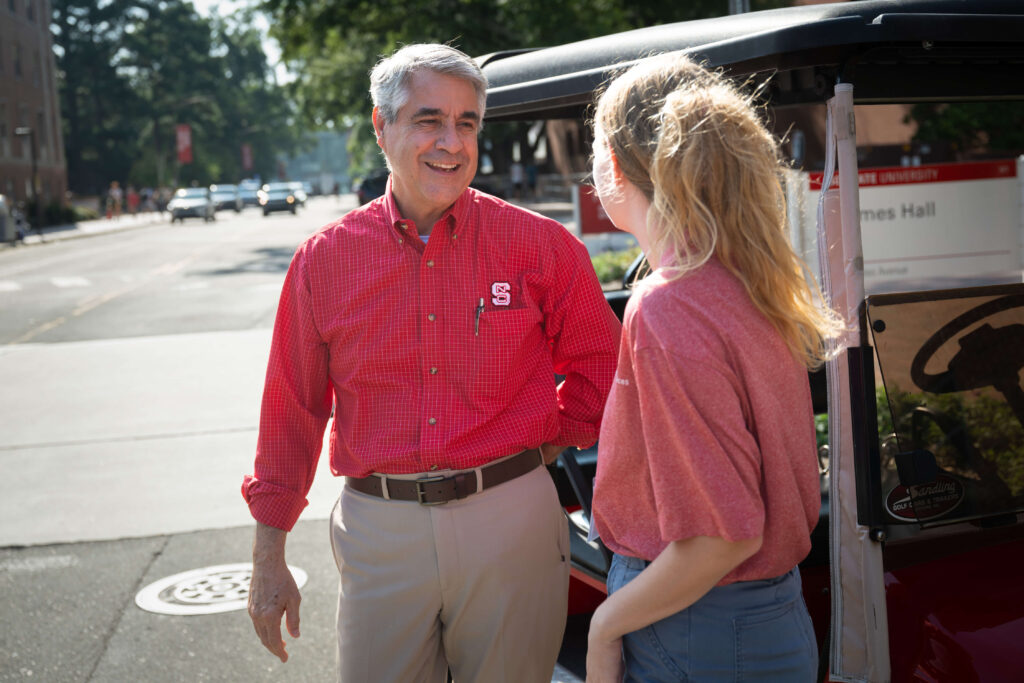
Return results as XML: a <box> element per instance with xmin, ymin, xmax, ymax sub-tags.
<box><xmin>478</xmin><ymin>2</ymin><xmax>1024</xmax><ymax>681</ymax></box>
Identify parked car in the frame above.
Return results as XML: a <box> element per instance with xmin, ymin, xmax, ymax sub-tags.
<box><xmin>355</xmin><ymin>169</ymin><xmax>389</xmax><ymax>205</ymax></box>
<box><xmin>209</xmin><ymin>183</ymin><xmax>242</xmax><ymax>213</ymax></box>
<box><xmin>167</xmin><ymin>187</ymin><xmax>215</xmax><ymax>223</ymax></box>
<box><xmin>287</xmin><ymin>181</ymin><xmax>308</xmax><ymax>207</ymax></box>
<box><xmin>257</xmin><ymin>182</ymin><xmax>299</xmax><ymax>216</ymax></box>
<box><xmin>480</xmin><ymin>2</ymin><xmax>1024</xmax><ymax>682</ymax></box>
<box><xmin>238</xmin><ymin>180</ymin><xmax>261</xmax><ymax>208</ymax></box>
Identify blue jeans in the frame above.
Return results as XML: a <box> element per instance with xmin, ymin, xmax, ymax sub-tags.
<box><xmin>607</xmin><ymin>554</ymin><xmax>818</xmax><ymax>682</ymax></box>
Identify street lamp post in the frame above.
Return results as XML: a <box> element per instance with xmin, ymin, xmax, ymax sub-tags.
<box><xmin>14</xmin><ymin>127</ymin><xmax>42</xmax><ymax>234</ymax></box>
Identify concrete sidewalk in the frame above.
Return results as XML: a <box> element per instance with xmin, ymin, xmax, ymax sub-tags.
<box><xmin>0</xmin><ymin>325</ymin><xmax>588</xmax><ymax>681</ymax></box>
<box><xmin>0</xmin><ymin>521</ymin><xmax>589</xmax><ymax>682</ymax></box>
<box><xmin>1</xmin><ymin>211</ymin><xmax>169</xmax><ymax>250</ymax></box>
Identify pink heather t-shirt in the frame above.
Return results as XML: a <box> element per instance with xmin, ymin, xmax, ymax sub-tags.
<box><xmin>592</xmin><ymin>258</ymin><xmax>821</xmax><ymax>585</ymax></box>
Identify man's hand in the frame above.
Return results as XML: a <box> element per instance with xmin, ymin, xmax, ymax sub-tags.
<box><xmin>248</xmin><ymin>523</ymin><xmax>301</xmax><ymax>662</ymax></box>
<box><xmin>540</xmin><ymin>443</ymin><xmax>566</xmax><ymax>464</ymax></box>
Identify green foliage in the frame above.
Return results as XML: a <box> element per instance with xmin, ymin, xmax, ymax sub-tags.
<box><xmin>882</xmin><ymin>387</ymin><xmax>1024</xmax><ymax>497</ymax></box>
<box><xmin>51</xmin><ymin>0</ymin><xmax>303</xmax><ymax>194</ymax></box>
<box><xmin>72</xmin><ymin>205</ymin><xmax>100</xmax><ymax>222</ymax></box>
<box><xmin>908</xmin><ymin>102</ymin><xmax>1024</xmax><ymax>156</ymax></box>
<box><xmin>22</xmin><ymin>199</ymin><xmax>78</xmax><ymax>228</ymax></box>
<box><xmin>591</xmin><ymin>247</ymin><xmax>641</xmax><ymax>285</ymax></box>
<box><xmin>815</xmin><ymin>413</ymin><xmax>829</xmax><ymax>449</ymax></box>
<box><xmin>260</xmin><ymin>0</ymin><xmax>787</xmax><ymax>172</ymax></box>
<box><xmin>820</xmin><ymin>385</ymin><xmax>1024</xmax><ymax>498</ymax></box>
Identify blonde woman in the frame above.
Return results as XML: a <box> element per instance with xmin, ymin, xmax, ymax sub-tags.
<box><xmin>586</xmin><ymin>55</ymin><xmax>842</xmax><ymax>682</ymax></box>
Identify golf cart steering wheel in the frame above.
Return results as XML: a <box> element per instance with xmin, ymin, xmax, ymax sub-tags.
<box><xmin>910</xmin><ymin>293</ymin><xmax>1024</xmax><ymax>426</ymax></box>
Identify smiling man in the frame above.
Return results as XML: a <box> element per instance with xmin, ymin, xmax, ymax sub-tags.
<box><xmin>243</xmin><ymin>44</ymin><xmax>620</xmax><ymax>682</ymax></box>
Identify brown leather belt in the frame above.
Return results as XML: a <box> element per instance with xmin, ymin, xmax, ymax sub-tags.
<box><xmin>345</xmin><ymin>448</ymin><xmax>543</xmax><ymax>505</ymax></box>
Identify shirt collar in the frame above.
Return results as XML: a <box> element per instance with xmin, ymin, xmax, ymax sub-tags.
<box><xmin>382</xmin><ymin>175</ymin><xmax>472</xmax><ymax>244</ymax></box>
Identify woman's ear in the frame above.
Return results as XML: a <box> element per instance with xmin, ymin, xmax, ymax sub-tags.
<box><xmin>607</xmin><ymin>146</ymin><xmax>632</xmax><ymax>189</ymax></box>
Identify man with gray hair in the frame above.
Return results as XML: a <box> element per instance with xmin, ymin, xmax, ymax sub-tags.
<box><xmin>244</xmin><ymin>43</ymin><xmax>620</xmax><ymax>682</ymax></box>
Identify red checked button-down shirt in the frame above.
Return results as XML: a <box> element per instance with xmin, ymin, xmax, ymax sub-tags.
<box><xmin>243</xmin><ymin>183</ymin><xmax>621</xmax><ymax>530</ymax></box>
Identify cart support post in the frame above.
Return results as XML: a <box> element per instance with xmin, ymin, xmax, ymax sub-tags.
<box><xmin>819</xmin><ymin>83</ymin><xmax>892</xmax><ymax>683</ymax></box>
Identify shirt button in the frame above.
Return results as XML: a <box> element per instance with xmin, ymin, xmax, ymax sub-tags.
<box><xmin>428</xmin><ymin>417</ymin><xmax>437</xmax><ymax>425</ymax></box>
<box><xmin>427</xmin><ymin>313</ymin><xmax>436</xmax><ymax>321</ymax></box>
<box><xmin>426</xmin><ymin>260</ymin><xmax>434</xmax><ymax>267</ymax></box>
<box><xmin>430</xmin><ymin>367</ymin><xmax>438</xmax><ymax>375</ymax></box>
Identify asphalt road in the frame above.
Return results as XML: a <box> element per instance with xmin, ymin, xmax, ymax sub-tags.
<box><xmin>0</xmin><ymin>196</ymin><xmax>590</xmax><ymax>682</ymax></box>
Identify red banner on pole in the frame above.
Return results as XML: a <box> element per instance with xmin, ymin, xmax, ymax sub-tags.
<box><xmin>241</xmin><ymin>143</ymin><xmax>253</xmax><ymax>171</ymax></box>
<box><xmin>176</xmin><ymin>124</ymin><xmax>193</xmax><ymax>164</ymax></box>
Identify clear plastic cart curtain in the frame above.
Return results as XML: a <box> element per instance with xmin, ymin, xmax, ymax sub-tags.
<box><xmin>819</xmin><ymin>83</ymin><xmax>892</xmax><ymax>683</ymax></box>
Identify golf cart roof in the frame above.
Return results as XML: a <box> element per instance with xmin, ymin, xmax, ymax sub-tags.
<box><xmin>479</xmin><ymin>0</ymin><xmax>1024</xmax><ymax>120</ymax></box>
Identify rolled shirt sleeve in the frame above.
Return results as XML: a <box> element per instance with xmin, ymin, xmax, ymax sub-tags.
<box><xmin>242</xmin><ymin>243</ymin><xmax>333</xmax><ymax>531</ymax></box>
<box><xmin>541</xmin><ymin>226</ymin><xmax>621</xmax><ymax>449</ymax></box>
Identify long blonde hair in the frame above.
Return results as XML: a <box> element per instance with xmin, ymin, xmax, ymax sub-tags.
<box><xmin>594</xmin><ymin>54</ymin><xmax>843</xmax><ymax>369</ymax></box>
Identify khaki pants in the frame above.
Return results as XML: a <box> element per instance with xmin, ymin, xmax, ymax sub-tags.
<box><xmin>330</xmin><ymin>464</ymin><xmax>570</xmax><ymax>683</ymax></box>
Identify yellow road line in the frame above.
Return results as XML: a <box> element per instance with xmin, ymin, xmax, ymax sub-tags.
<box><xmin>8</xmin><ymin>231</ymin><xmax>244</xmax><ymax>345</ymax></box>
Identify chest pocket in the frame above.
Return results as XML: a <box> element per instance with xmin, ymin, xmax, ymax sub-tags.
<box><xmin>471</xmin><ymin>307</ymin><xmax>542</xmax><ymax>399</ymax></box>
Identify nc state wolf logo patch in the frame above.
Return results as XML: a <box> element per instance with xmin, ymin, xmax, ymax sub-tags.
<box><xmin>491</xmin><ymin>282</ymin><xmax>511</xmax><ymax>306</ymax></box>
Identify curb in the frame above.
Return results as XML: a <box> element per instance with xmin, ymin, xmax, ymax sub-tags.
<box><xmin>1</xmin><ymin>215</ymin><xmax>168</xmax><ymax>251</ymax></box>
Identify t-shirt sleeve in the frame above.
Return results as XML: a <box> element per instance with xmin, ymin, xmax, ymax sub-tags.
<box><xmin>633</xmin><ymin>346</ymin><xmax>765</xmax><ymax>543</ymax></box>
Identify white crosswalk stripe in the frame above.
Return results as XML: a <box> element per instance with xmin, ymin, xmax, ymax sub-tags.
<box><xmin>173</xmin><ymin>281</ymin><xmax>210</xmax><ymax>292</ymax></box>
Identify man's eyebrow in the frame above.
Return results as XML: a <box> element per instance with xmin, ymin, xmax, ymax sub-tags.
<box><xmin>410</xmin><ymin>107</ymin><xmax>480</xmax><ymax>122</ymax></box>
<box><xmin>411</xmin><ymin>107</ymin><xmax>443</xmax><ymax>119</ymax></box>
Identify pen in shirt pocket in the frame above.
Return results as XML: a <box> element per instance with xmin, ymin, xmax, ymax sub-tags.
<box><xmin>474</xmin><ymin>297</ymin><xmax>484</xmax><ymax>336</ymax></box>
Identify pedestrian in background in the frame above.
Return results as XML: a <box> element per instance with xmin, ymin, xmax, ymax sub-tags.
<box><xmin>126</xmin><ymin>185</ymin><xmax>140</xmax><ymax>216</ymax></box>
<box><xmin>509</xmin><ymin>160</ymin><xmax>525</xmax><ymax>199</ymax></box>
<box><xmin>585</xmin><ymin>55</ymin><xmax>842</xmax><ymax>682</ymax></box>
<box><xmin>107</xmin><ymin>181</ymin><xmax>122</xmax><ymax>220</ymax></box>
<box><xmin>244</xmin><ymin>43</ymin><xmax>620</xmax><ymax>682</ymax></box>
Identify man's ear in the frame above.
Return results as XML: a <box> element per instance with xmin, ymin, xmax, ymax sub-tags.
<box><xmin>371</xmin><ymin>107</ymin><xmax>386</xmax><ymax>148</ymax></box>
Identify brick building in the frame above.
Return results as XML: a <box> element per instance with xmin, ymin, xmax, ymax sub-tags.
<box><xmin>0</xmin><ymin>0</ymin><xmax>66</xmax><ymax>208</ymax></box>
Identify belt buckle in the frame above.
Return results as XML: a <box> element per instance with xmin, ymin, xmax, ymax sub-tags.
<box><xmin>415</xmin><ymin>474</ymin><xmax>450</xmax><ymax>505</ymax></box>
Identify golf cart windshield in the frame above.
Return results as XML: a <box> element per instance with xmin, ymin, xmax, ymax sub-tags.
<box><xmin>868</xmin><ymin>285</ymin><xmax>1024</xmax><ymax>528</ymax></box>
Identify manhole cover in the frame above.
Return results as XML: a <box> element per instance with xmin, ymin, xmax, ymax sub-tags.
<box><xmin>135</xmin><ymin>563</ymin><xmax>308</xmax><ymax>616</ymax></box>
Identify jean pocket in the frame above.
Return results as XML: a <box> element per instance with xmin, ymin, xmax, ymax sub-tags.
<box><xmin>627</xmin><ymin>610</ymin><xmax>689</xmax><ymax>682</ymax></box>
<box><xmin>735</xmin><ymin>601</ymin><xmax>815</xmax><ymax>682</ymax></box>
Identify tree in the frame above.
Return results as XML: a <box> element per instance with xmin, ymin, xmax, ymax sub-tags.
<box><xmin>260</xmin><ymin>0</ymin><xmax>786</xmax><ymax>174</ymax></box>
<box><xmin>52</xmin><ymin>0</ymin><xmax>142</xmax><ymax>195</ymax></box>
<box><xmin>52</xmin><ymin>0</ymin><xmax>302</xmax><ymax>194</ymax></box>
<box><xmin>909</xmin><ymin>102</ymin><xmax>1024</xmax><ymax>159</ymax></box>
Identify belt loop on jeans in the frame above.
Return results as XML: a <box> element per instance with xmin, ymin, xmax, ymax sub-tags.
<box><xmin>345</xmin><ymin>448</ymin><xmax>543</xmax><ymax>505</ymax></box>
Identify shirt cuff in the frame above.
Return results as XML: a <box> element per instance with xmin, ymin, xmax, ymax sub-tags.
<box><xmin>241</xmin><ymin>475</ymin><xmax>309</xmax><ymax>531</ymax></box>
<box><xmin>553</xmin><ymin>414</ymin><xmax>598</xmax><ymax>450</ymax></box>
